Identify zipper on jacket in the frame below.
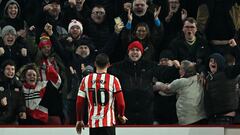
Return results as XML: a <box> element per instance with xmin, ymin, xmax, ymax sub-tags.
<box><xmin>134</xmin><ymin>63</ymin><xmax>137</xmax><ymax>81</ymax></box>
<box><xmin>8</xmin><ymin>83</ymin><xmax>12</xmax><ymax>97</ymax></box>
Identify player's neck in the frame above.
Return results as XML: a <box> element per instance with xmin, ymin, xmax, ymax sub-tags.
<box><xmin>96</xmin><ymin>68</ymin><xmax>107</xmax><ymax>74</ymax></box>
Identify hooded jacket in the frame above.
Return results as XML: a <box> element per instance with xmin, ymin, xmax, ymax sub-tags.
<box><xmin>205</xmin><ymin>53</ymin><xmax>240</xmax><ymax>116</ymax></box>
<box><xmin>0</xmin><ymin>0</ymin><xmax>24</xmax><ymax>31</ymax></box>
<box><xmin>3</xmin><ymin>0</ymin><xmax>21</xmax><ymax>18</ymax></box>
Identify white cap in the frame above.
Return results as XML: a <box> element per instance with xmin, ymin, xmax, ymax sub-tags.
<box><xmin>68</xmin><ymin>19</ymin><xmax>83</xmax><ymax>33</ymax></box>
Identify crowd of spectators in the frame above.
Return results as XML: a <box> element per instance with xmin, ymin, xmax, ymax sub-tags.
<box><xmin>0</xmin><ymin>0</ymin><xmax>240</xmax><ymax>125</ymax></box>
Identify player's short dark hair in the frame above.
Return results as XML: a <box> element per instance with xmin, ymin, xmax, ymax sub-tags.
<box><xmin>95</xmin><ymin>53</ymin><xmax>109</xmax><ymax>69</ymax></box>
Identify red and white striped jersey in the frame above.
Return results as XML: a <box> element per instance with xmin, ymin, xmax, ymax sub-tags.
<box><xmin>77</xmin><ymin>73</ymin><xmax>123</xmax><ymax>128</ymax></box>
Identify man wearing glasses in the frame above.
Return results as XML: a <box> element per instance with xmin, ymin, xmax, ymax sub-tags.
<box><xmin>169</xmin><ymin>17</ymin><xmax>210</xmax><ymax>72</ymax></box>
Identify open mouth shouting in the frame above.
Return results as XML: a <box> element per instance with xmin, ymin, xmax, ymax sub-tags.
<box><xmin>209</xmin><ymin>58</ymin><xmax>218</xmax><ymax>74</ymax></box>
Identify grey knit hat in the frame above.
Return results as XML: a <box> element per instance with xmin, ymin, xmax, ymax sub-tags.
<box><xmin>1</xmin><ymin>25</ymin><xmax>17</xmax><ymax>37</ymax></box>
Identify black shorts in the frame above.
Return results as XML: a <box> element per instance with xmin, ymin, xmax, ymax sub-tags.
<box><xmin>90</xmin><ymin>127</ymin><xmax>115</xmax><ymax>135</ymax></box>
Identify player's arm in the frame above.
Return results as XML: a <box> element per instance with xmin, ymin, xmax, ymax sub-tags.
<box><xmin>115</xmin><ymin>91</ymin><xmax>128</xmax><ymax>124</ymax></box>
<box><xmin>76</xmin><ymin>96</ymin><xmax>85</xmax><ymax>122</ymax></box>
<box><xmin>76</xmin><ymin>78</ymin><xmax>86</xmax><ymax>134</ymax></box>
<box><xmin>114</xmin><ymin>77</ymin><xmax>128</xmax><ymax>124</ymax></box>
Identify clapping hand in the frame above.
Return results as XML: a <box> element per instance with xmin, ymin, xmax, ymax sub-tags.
<box><xmin>127</xmin><ymin>8</ymin><xmax>133</xmax><ymax>23</ymax></box>
<box><xmin>154</xmin><ymin>6</ymin><xmax>161</xmax><ymax>20</ymax></box>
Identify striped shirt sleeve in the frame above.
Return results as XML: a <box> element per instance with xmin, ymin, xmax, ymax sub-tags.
<box><xmin>78</xmin><ymin>77</ymin><xmax>86</xmax><ymax>98</ymax></box>
<box><xmin>113</xmin><ymin>77</ymin><xmax>122</xmax><ymax>93</ymax></box>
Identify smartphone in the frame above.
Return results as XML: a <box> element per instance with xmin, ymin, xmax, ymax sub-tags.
<box><xmin>114</xmin><ymin>17</ymin><xmax>122</xmax><ymax>25</ymax></box>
